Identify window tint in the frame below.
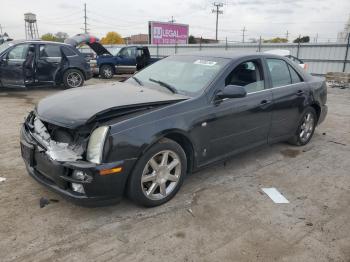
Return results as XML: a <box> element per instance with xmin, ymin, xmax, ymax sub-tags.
<box><xmin>7</xmin><ymin>44</ymin><xmax>29</xmax><ymax>60</ymax></box>
<box><xmin>266</xmin><ymin>59</ymin><xmax>291</xmax><ymax>87</ymax></box>
<box><xmin>288</xmin><ymin>65</ymin><xmax>302</xmax><ymax>83</ymax></box>
<box><xmin>39</xmin><ymin>44</ymin><xmax>61</xmax><ymax>58</ymax></box>
<box><xmin>62</xmin><ymin>46</ymin><xmax>77</xmax><ymax>56</ymax></box>
<box><xmin>225</xmin><ymin>60</ymin><xmax>265</xmax><ymax>93</ymax></box>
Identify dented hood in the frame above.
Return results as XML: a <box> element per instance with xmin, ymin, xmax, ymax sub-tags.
<box><xmin>36</xmin><ymin>82</ymin><xmax>188</xmax><ymax>128</ymax></box>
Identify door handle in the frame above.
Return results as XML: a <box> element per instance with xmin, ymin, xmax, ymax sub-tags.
<box><xmin>260</xmin><ymin>99</ymin><xmax>271</xmax><ymax>105</ymax></box>
<box><xmin>296</xmin><ymin>90</ymin><xmax>304</xmax><ymax>96</ymax></box>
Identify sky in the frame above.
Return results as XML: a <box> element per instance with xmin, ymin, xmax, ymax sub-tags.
<box><xmin>0</xmin><ymin>0</ymin><xmax>349</xmax><ymax>43</ymax></box>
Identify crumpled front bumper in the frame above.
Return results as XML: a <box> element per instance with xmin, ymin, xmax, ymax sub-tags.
<box><xmin>20</xmin><ymin>125</ymin><xmax>136</xmax><ymax>207</ymax></box>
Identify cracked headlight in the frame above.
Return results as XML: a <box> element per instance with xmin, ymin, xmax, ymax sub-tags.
<box><xmin>86</xmin><ymin>126</ymin><xmax>109</xmax><ymax>164</ymax></box>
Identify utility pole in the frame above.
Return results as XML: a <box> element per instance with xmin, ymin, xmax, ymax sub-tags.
<box><xmin>212</xmin><ymin>2</ymin><xmax>223</xmax><ymax>41</ymax></box>
<box><xmin>241</xmin><ymin>26</ymin><xmax>246</xmax><ymax>43</ymax></box>
<box><xmin>315</xmin><ymin>33</ymin><xmax>318</xmax><ymax>43</ymax></box>
<box><xmin>169</xmin><ymin>16</ymin><xmax>176</xmax><ymax>23</ymax></box>
<box><xmin>286</xmin><ymin>30</ymin><xmax>289</xmax><ymax>41</ymax></box>
<box><xmin>0</xmin><ymin>24</ymin><xmax>3</xmax><ymax>35</ymax></box>
<box><xmin>83</xmin><ymin>3</ymin><xmax>88</xmax><ymax>34</ymax></box>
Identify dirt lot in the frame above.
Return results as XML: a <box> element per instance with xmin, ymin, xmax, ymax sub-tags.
<box><xmin>0</xmin><ymin>80</ymin><xmax>349</xmax><ymax>262</ymax></box>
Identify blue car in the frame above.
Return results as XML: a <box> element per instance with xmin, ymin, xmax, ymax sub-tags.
<box><xmin>87</xmin><ymin>43</ymin><xmax>161</xmax><ymax>78</ymax></box>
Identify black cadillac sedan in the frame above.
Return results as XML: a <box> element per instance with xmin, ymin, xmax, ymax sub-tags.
<box><xmin>20</xmin><ymin>51</ymin><xmax>327</xmax><ymax>207</ymax></box>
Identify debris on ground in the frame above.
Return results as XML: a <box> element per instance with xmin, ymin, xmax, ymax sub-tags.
<box><xmin>326</xmin><ymin>72</ymin><xmax>350</xmax><ymax>89</ymax></box>
<box><xmin>39</xmin><ymin>197</ymin><xmax>50</xmax><ymax>208</ymax></box>
<box><xmin>187</xmin><ymin>208</ymin><xmax>195</xmax><ymax>217</ymax></box>
<box><xmin>306</xmin><ymin>222</ymin><xmax>313</xmax><ymax>226</ymax></box>
<box><xmin>328</xmin><ymin>140</ymin><xmax>346</xmax><ymax>146</ymax></box>
<box><xmin>39</xmin><ymin>197</ymin><xmax>59</xmax><ymax>208</ymax></box>
<box><xmin>262</xmin><ymin>188</ymin><xmax>290</xmax><ymax>204</ymax></box>
<box><xmin>0</xmin><ymin>177</ymin><xmax>6</xmax><ymax>183</ymax></box>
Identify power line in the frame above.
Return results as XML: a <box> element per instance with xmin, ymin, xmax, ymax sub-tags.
<box><xmin>212</xmin><ymin>2</ymin><xmax>223</xmax><ymax>41</ymax></box>
<box><xmin>83</xmin><ymin>3</ymin><xmax>88</xmax><ymax>34</ymax></box>
<box><xmin>241</xmin><ymin>26</ymin><xmax>246</xmax><ymax>43</ymax></box>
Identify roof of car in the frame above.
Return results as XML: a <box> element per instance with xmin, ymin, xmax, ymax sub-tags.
<box><xmin>176</xmin><ymin>50</ymin><xmax>282</xmax><ymax>60</ymax></box>
<box><xmin>7</xmin><ymin>40</ymin><xmax>72</xmax><ymax>46</ymax></box>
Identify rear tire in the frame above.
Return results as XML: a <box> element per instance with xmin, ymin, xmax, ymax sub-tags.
<box><xmin>63</xmin><ymin>69</ymin><xmax>84</xmax><ymax>89</ymax></box>
<box><xmin>127</xmin><ymin>138</ymin><xmax>187</xmax><ymax>207</ymax></box>
<box><xmin>100</xmin><ymin>65</ymin><xmax>114</xmax><ymax>79</ymax></box>
<box><xmin>288</xmin><ymin>107</ymin><xmax>317</xmax><ymax>146</ymax></box>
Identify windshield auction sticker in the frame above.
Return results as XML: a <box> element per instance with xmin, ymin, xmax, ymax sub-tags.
<box><xmin>194</xmin><ymin>60</ymin><xmax>217</xmax><ymax>66</ymax></box>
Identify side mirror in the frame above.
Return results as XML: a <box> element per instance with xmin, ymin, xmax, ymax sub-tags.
<box><xmin>215</xmin><ymin>85</ymin><xmax>247</xmax><ymax>100</ymax></box>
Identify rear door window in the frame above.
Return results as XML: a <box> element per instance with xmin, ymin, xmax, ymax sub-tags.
<box><xmin>266</xmin><ymin>59</ymin><xmax>292</xmax><ymax>88</ymax></box>
<box><xmin>288</xmin><ymin>65</ymin><xmax>303</xmax><ymax>83</ymax></box>
<box><xmin>39</xmin><ymin>44</ymin><xmax>61</xmax><ymax>58</ymax></box>
<box><xmin>62</xmin><ymin>46</ymin><xmax>77</xmax><ymax>57</ymax></box>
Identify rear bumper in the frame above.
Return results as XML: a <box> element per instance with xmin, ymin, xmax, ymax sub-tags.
<box><xmin>318</xmin><ymin>104</ymin><xmax>328</xmax><ymax>125</ymax></box>
<box><xmin>20</xmin><ymin>125</ymin><xmax>136</xmax><ymax>207</ymax></box>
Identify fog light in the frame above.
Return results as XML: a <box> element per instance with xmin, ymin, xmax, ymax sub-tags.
<box><xmin>71</xmin><ymin>183</ymin><xmax>85</xmax><ymax>194</ymax></box>
<box><xmin>71</xmin><ymin>170</ymin><xmax>91</xmax><ymax>194</ymax></box>
<box><xmin>72</xmin><ymin>170</ymin><xmax>92</xmax><ymax>182</ymax></box>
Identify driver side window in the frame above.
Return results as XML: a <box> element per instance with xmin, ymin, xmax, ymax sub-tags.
<box><xmin>7</xmin><ymin>44</ymin><xmax>30</xmax><ymax>61</ymax></box>
<box><xmin>225</xmin><ymin>60</ymin><xmax>265</xmax><ymax>94</ymax></box>
<box><xmin>119</xmin><ymin>47</ymin><xmax>136</xmax><ymax>58</ymax></box>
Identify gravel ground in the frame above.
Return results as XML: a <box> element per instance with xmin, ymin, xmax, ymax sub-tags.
<box><xmin>0</xmin><ymin>81</ymin><xmax>349</xmax><ymax>262</ymax></box>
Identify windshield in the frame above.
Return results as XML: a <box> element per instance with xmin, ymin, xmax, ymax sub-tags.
<box><xmin>0</xmin><ymin>42</ymin><xmax>13</xmax><ymax>54</ymax></box>
<box><xmin>129</xmin><ymin>55</ymin><xmax>230</xmax><ymax>96</ymax></box>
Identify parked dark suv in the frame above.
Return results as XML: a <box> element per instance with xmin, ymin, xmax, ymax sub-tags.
<box><xmin>0</xmin><ymin>40</ymin><xmax>92</xmax><ymax>89</ymax></box>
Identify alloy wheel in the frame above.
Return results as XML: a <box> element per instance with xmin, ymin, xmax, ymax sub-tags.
<box><xmin>103</xmin><ymin>67</ymin><xmax>112</xmax><ymax>78</ymax></box>
<box><xmin>299</xmin><ymin>112</ymin><xmax>315</xmax><ymax>143</ymax></box>
<box><xmin>67</xmin><ymin>72</ymin><xmax>82</xmax><ymax>87</ymax></box>
<box><xmin>141</xmin><ymin>150</ymin><xmax>182</xmax><ymax>200</ymax></box>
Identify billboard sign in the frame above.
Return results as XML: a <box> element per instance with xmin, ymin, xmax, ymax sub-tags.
<box><xmin>149</xmin><ymin>21</ymin><xmax>189</xmax><ymax>44</ymax></box>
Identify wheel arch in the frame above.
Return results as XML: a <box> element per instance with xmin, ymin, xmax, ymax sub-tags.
<box><xmin>310</xmin><ymin>103</ymin><xmax>321</xmax><ymax>123</ymax></box>
<box><xmin>62</xmin><ymin>67</ymin><xmax>87</xmax><ymax>81</ymax></box>
<box><xmin>141</xmin><ymin>129</ymin><xmax>196</xmax><ymax>174</ymax></box>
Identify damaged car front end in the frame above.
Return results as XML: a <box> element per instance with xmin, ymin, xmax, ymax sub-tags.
<box><xmin>20</xmin><ymin>111</ymin><xmax>136</xmax><ymax>205</ymax></box>
<box><xmin>20</xmin><ymin>82</ymin><xmax>188</xmax><ymax>206</ymax></box>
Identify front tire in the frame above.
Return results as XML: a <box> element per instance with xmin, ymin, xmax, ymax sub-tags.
<box><xmin>63</xmin><ymin>69</ymin><xmax>84</xmax><ymax>89</ymax></box>
<box><xmin>288</xmin><ymin>107</ymin><xmax>317</xmax><ymax>146</ymax></box>
<box><xmin>100</xmin><ymin>65</ymin><xmax>114</xmax><ymax>79</ymax></box>
<box><xmin>127</xmin><ymin>138</ymin><xmax>187</xmax><ymax>207</ymax></box>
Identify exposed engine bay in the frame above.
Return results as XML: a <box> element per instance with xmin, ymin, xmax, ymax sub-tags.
<box><xmin>25</xmin><ymin>112</ymin><xmax>87</xmax><ymax>162</ymax></box>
